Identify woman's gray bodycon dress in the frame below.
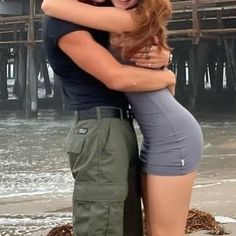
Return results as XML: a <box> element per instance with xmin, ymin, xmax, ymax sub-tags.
<box><xmin>126</xmin><ymin>89</ymin><xmax>203</xmax><ymax>176</ymax></box>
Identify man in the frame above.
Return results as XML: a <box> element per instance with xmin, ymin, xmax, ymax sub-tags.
<box><xmin>42</xmin><ymin>1</ymin><xmax>175</xmax><ymax>235</ymax></box>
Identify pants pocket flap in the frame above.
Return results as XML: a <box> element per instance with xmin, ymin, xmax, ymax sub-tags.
<box><xmin>65</xmin><ymin>133</ymin><xmax>86</xmax><ymax>154</ymax></box>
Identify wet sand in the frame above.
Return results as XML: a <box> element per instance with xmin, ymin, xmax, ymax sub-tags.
<box><xmin>13</xmin><ymin>180</ymin><xmax>236</xmax><ymax>236</ymax></box>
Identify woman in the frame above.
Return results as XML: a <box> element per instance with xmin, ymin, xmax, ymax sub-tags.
<box><xmin>42</xmin><ymin>0</ymin><xmax>203</xmax><ymax>235</ymax></box>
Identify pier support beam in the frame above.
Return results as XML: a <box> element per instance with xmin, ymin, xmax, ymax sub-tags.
<box><xmin>53</xmin><ymin>74</ymin><xmax>64</xmax><ymax>109</ymax></box>
<box><xmin>25</xmin><ymin>0</ymin><xmax>37</xmax><ymax>118</ymax></box>
<box><xmin>224</xmin><ymin>39</ymin><xmax>236</xmax><ymax>92</ymax></box>
<box><xmin>188</xmin><ymin>42</ymin><xmax>209</xmax><ymax>111</ymax></box>
<box><xmin>40</xmin><ymin>49</ymin><xmax>52</xmax><ymax>96</ymax></box>
<box><xmin>0</xmin><ymin>50</ymin><xmax>9</xmax><ymax>100</ymax></box>
<box><xmin>208</xmin><ymin>50</ymin><xmax>217</xmax><ymax>92</ymax></box>
<box><xmin>215</xmin><ymin>47</ymin><xmax>224</xmax><ymax>92</ymax></box>
<box><xmin>175</xmin><ymin>49</ymin><xmax>186</xmax><ymax>103</ymax></box>
<box><xmin>17</xmin><ymin>44</ymin><xmax>27</xmax><ymax>104</ymax></box>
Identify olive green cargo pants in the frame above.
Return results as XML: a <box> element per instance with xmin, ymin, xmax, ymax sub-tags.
<box><xmin>65</xmin><ymin>115</ymin><xmax>143</xmax><ymax>236</ymax></box>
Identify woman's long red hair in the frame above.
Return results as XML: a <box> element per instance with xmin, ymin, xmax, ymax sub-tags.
<box><xmin>121</xmin><ymin>0</ymin><xmax>172</xmax><ymax>57</ymax></box>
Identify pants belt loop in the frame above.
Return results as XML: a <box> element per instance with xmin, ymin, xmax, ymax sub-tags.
<box><xmin>118</xmin><ymin>107</ymin><xmax>124</xmax><ymax>121</ymax></box>
<box><xmin>96</xmin><ymin>107</ymin><xmax>102</xmax><ymax>122</ymax></box>
<box><xmin>74</xmin><ymin>111</ymin><xmax>79</xmax><ymax>123</ymax></box>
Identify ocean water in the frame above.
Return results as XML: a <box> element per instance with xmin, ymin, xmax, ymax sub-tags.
<box><xmin>0</xmin><ymin>110</ymin><xmax>73</xmax><ymax>235</ymax></box>
<box><xmin>0</xmin><ymin>110</ymin><xmax>236</xmax><ymax>235</ymax></box>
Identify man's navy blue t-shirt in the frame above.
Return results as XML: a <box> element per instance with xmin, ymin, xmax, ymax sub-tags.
<box><xmin>42</xmin><ymin>16</ymin><xmax>128</xmax><ymax>110</ymax></box>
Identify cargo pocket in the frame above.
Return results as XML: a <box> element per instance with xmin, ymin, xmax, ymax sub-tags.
<box><xmin>65</xmin><ymin>132</ymin><xmax>86</xmax><ymax>154</ymax></box>
<box><xmin>65</xmin><ymin>132</ymin><xmax>87</xmax><ymax>180</ymax></box>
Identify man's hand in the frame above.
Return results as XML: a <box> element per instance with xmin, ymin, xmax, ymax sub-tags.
<box><xmin>129</xmin><ymin>45</ymin><xmax>171</xmax><ymax>69</ymax></box>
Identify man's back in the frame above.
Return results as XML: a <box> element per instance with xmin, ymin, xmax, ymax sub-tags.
<box><xmin>42</xmin><ymin>16</ymin><xmax>128</xmax><ymax>111</ymax></box>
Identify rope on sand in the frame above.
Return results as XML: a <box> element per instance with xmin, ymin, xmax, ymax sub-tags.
<box><xmin>46</xmin><ymin>209</ymin><xmax>231</xmax><ymax>236</ymax></box>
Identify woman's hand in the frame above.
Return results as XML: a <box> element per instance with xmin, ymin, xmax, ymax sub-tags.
<box><xmin>129</xmin><ymin>45</ymin><xmax>171</xmax><ymax>69</ymax></box>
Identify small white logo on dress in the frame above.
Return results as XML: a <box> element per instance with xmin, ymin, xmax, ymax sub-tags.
<box><xmin>181</xmin><ymin>159</ymin><xmax>185</xmax><ymax>166</ymax></box>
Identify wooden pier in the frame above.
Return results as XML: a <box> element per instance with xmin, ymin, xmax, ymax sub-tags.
<box><xmin>169</xmin><ymin>0</ymin><xmax>236</xmax><ymax>111</ymax></box>
<box><xmin>0</xmin><ymin>0</ymin><xmax>236</xmax><ymax>116</ymax></box>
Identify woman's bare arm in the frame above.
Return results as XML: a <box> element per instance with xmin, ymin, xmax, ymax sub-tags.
<box><xmin>58</xmin><ymin>30</ymin><xmax>175</xmax><ymax>92</ymax></box>
<box><xmin>41</xmin><ymin>0</ymin><xmax>136</xmax><ymax>33</ymax></box>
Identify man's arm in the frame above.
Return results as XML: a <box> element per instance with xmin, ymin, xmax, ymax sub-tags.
<box><xmin>58</xmin><ymin>30</ymin><xmax>175</xmax><ymax>92</ymax></box>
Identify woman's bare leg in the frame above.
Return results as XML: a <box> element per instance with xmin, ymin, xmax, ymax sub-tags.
<box><xmin>144</xmin><ymin>171</ymin><xmax>197</xmax><ymax>236</ymax></box>
<box><xmin>141</xmin><ymin>173</ymin><xmax>152</xmax><ymax>236</ymax></box>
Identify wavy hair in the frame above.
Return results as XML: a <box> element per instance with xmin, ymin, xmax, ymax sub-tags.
<box><xmin>121</xmin><ymin>0</ymin><xmax>172</xmax><ymax>57</ymax></box>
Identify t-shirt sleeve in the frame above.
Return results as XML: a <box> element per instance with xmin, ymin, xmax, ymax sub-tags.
<box><xmin>43</xmin><ymin>15</ymin><xmax>87</xmax><ymax>45</ymax></box>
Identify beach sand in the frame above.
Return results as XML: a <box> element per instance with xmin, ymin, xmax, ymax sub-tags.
<box><xmin>1</xmin><ymin>111</ymin><xmax>236</xmax><ymax>236</ymax></box>
<box><xmin>27</xmin><ymin>181</ymin><xmax>236</xmax><ymax>236</ymax></box>
<box><xmin>189</xmin><ymin>181</ymin><xmax>236</xmax><ymax>235</ymax></box>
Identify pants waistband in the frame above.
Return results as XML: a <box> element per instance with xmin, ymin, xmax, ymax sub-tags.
<box><xmin>75</xmin><ymin>106</ymin><xmax>132</xmax><ymax>121</ymax></box>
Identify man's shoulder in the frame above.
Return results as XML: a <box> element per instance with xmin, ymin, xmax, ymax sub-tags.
<box><xmin>43</xmin><ymin>15</ymin><xmax>83</xmax><ymax>28</ymax></box>
<box><xmin>43</xmin><ymin>15</ymin><xmax>88</xmax><ymax>39</ymax></box>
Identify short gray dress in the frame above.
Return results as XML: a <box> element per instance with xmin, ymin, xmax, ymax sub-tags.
<box><xmin>126</xmin><ymin>89</ymin><xmax>203</xmax><ymax>176</ymax></box>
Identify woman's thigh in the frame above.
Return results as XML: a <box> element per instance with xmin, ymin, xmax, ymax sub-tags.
<box><xmin>144</xmin><ymin>171</ymin><xmax>197</xmax><ymax>236</ymax></box>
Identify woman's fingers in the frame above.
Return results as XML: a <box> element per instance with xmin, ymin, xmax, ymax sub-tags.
<box><xmin>132</xmin><ymin>45</ymin><xmax>158</xmax><ymax>55</ymax></box>
<box><xmin>134</xmin><ymin>62</ymin><xmax>155</xmax><ymax>69</ymax></box>
<box><xmin>131</xmin><ymin>50</ymin><xmax>158</xmax><ymax>60</ymax></box>
<box><xmin>131</xmin><ymin>58</ymin><xmax>161</xmax><ymax>64</ymax></box>
<box><xmin>134</xmin><ymin>62</ymin><xmax>165</xmax><ymax>69</ymax></box>
<box><xmin>153</xmin><ymin>36</ymin><xmax>159</xmax><ymax>45</ymax></box>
